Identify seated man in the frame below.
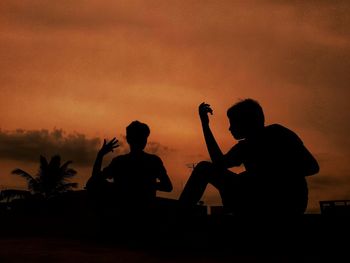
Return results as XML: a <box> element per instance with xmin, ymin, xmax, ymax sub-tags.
<box><xmin>86</xmin><ymin>121</ymin><xmax>173</xmax><ymax>217</ymax></box>
<box><xmin>179</xmin><ymin>99</ymin><xmax>319</xmax><ymax>215</ymax></box>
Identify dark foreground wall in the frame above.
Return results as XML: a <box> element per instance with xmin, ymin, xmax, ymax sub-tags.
<box><xmin>1</xmin><ymin>192</ymin><xmax>350</xmax><ymax>257</ymax></box>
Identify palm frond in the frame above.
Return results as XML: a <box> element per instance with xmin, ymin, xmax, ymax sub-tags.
<box><xmin>11</xmin><ymin>169</ymin><xmax>35</xmax><ymax>181</ymax></box>
<box><xmin>55</xmin><ymin>182</ymin><xmax>78</xmax><ymax>193</ymax></box>
<box><xmin>13</xmin><ymin>155</ymin><xmax>78</xmax><ymax>198</ymax></box>
<box><xmin>60</xmin><ymin>160</ymin><xmax>73</xmax><ymax>172</ymax></box>
<box><xmin>63</xmin><ymin>168</ymin><xmax>77</xmax><ymax>178</ymax></box>
<box><xmin>28</xmin><ymin>180</ymin><xmax>41</xmax><ymax>193</ymax></box>
<box><xmin>39</xmin><ymin>155</ymin><xmax>48</xmax><ymax>172</ymax></box>
<box><xmin>49</xmin><ymin>155</ymin><xmax>61</xmax><ymax>168</ymax></box>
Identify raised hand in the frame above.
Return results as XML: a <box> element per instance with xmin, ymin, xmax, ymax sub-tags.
<box><xmin>199</xmin><ymin>102</ymin><xmax>213</xmax><ymax>125</ymax></box>
<box><xmin>99</xmin><ymin>137</ymin><xmax>119</xmax><ymax>156</ymax></box>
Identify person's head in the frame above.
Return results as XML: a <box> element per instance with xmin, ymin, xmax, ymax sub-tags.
<box><xmin>126</xmin><ymin>121</ymin><xmax>150</xmax><ymax>151</ymax></box>
<box><xmin>227</xmin><ymin>98</ymin><xmax>265</xmax><ymax>140</ymax></box>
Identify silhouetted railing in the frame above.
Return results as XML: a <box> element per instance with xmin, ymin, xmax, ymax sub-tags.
<box><xmin>320</xmin><ymin>200</ymin><xmax>350</xmax><ymax>215</ymax></box>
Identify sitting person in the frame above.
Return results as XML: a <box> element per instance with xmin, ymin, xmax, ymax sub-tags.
<box><xmin>179</xmin><ymin>99</ymin><xmax>319</xmax><ymax>216</ymax></box>
<box><xmin>86</xmin><ymin>121</ymin><xmax>173</xmax><ymax>218</ymax></box>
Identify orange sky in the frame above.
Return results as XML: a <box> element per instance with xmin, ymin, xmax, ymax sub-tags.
<box><xmin>0</xmin><ymin>0</ymin><xmax>349</xmax><ymax>212</ymax></box>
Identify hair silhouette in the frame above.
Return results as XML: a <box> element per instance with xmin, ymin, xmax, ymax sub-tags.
<box><xmin>126</xmin><ymin>121</ymin><xmax>150</xmax><ymax>152</ymax></box>
<box><xmin>227</xmin><ymin>98</ymin><xmax>265</xmax><ymax>140</ymax></box>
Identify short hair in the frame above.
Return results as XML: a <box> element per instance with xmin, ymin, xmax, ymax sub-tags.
<box><xmin>126</xmin><ymin>121</ymin><xmax>150</xmax><ymax>139</ymax></box>
<box><xmin>227</xmin><ymin>98</ymin><xmax>265</xmax><ymax>128</ymax></box>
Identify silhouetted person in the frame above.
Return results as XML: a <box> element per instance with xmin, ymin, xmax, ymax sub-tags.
<box><xmin>179</xmin><ymin>99</ymin><xmax>319</xmax><ymax>216</ymax></box>
<box><xmin>86</xmin><ymin>121</ymin><xmax>173</xmax><ymax>220</ymax></box>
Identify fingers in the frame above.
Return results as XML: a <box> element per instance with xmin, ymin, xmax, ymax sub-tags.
<box><xmin>101</xmin><ymin>137</ymin><xmax>119</xmax><ymax>151</ymax></box>
<box><xmin>110</xmin><ymin>142</ymin><xmax>119</xmax><ymax>149</ymax></box>
<box><xmin>108</xmin><ymin>138</ymin><xmax>120</xmax><ymax>151</ymax></box>
<box><xmin>199</xmin><ymin>102</ymin><xmax>213</xmax><ymax>115</ymax></box>
<box><xmin>207</xmin><ymin>105</ymin><xmax>213</xmax><ymax>115</ymax></box>
<box><xmin>105</xmin><ymin>137</ymin><xmax>117</xmax><ymax>144</ymax></box>
<box><xmin>106</xmin><ymin>138</ymin><xmax>118</xmax><ymax>146</ymax></box>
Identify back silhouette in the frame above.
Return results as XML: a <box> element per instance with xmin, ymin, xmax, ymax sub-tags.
<box><xmin>86</xmin><ymin>121</ymin><xmax>173</xmax><ymax>221</ymax></box>
<box><xmin>179</xmin><ymin>99</ymin><xmax>319</xmax><ymax>215</ymax></box>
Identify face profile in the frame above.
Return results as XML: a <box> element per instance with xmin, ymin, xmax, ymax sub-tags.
<box><xmin>227</xmin><ymin>99</ymin><xmax>265</xmax><ymax>140</ymax></box>
<box><xmin>229</xmin><ymin>118</ymin><xmax>245</xmax><ymax>140</ymax></box>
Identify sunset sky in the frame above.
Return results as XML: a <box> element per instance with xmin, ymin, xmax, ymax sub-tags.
<box><xmin>0</xmin><ymin>0</ymin><xmax>349</xmax><ymax>212</ymax></box>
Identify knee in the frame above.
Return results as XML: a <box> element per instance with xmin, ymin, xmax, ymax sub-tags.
<box><xmin>192</xmin><ymin>161</ymin><xmax>215</xmax><ymax>180</ymax></box>
<box><xmin>194</xmin><ymin>161</ymin><xmax>213</xmax><ymax>172</ymax></box>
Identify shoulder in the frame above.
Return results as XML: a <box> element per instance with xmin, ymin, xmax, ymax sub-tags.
<box><xmin>266</xmin><ymin>123</ymin><xmax>291</xmax><ymax>132</ymax></box>
<box><xmin>109</xmin><ymin>154</ymin><xmax>129</xmax><ymax>165</ymax></box>
<box><xmin>144</xmin><ymin>152</ymin><xmax>163</xmax><ymax>163</ymax></box>
<box><xmin>266</xmin><ymin>124</ymin><xmax>297</xmax><ymax>136</ymax></box>
<box><xmin>265</xmin><ymin>124</ymin><xmax>302</xmax><ymax>143</ymax></box>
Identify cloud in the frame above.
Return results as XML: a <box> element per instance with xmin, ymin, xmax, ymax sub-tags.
<box><xmin>145</xmin><ymin>141</ymin><xmax>174</xmax><ymax>156</ymax></box>
<box><xmin>0</xmin><ymin>128</ymin><xmax>173</xmax><ymax>166</ymax></box>
<box><xmin>0</xmin><ymin>128</ymin><xmax>101</xmax><ymax>165</ymax></box>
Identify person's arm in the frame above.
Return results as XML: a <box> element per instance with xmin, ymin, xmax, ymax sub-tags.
<box><xmin>278</xmin><ymin>125</ymin><xmax>320</xmax><ymax>177</ymax></box>
<box><xmin>156</xmin><ymin>158</ymin><xmax>173</xmax><ymax>192</ymax></box>
<box><xmin>199</xmin><ymin>102</ymin><xmax>224</xmax><ymax>165</ymax></box>
<box><xmin>298</xmin><ymin>144</ymin><xmax>320</xmax><ymax>176</ymax></box>
<box><xmin>85</xmin><ymin>138</ymin><xmax>119</xmax><ymax>190</ymax></box>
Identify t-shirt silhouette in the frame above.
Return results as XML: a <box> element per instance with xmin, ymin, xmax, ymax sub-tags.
<box><xmin>102</xmin><ymin>151</ymin><xmax>168</xmax><ymax>208</ymax></box>
<box><xmin>222</xmin><ymin>124</ymin><xmax>313</xmax><ymax>214</ymax></box>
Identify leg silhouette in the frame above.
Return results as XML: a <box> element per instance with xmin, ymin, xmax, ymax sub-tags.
<box><xmin>179</xmin><ymin>161</ymin><xmax>238</xmax><ymax>212</ymax></box>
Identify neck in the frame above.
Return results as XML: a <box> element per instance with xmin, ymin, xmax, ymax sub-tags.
<box><xmin>130</xmin><ymin>148</ymin><xmax>144</xmax><ymax>154</ymax></box>
<box><xmin>246</xmin><ymin>126</ymin><xmax>265</xmax><ymax>140</ymax></box>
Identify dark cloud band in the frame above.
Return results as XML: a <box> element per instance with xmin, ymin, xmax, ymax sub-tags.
<box><xmin>0</xmin><ymin>129</ymin><xmax>172</xmax><ymax>166</ymax></box>
<box><xmin>0</xmin><ymin>129</ymin><xmax>101</xmax><ymax>165</ymax></box>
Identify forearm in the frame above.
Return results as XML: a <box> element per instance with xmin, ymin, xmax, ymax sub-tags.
<box><xmin>93</xmin><ymin>152</ymin><xmax>105</xmax><ymax>176</ymax></box>
<box><xmin>156</xmin><ymin>177</ymin><xmax>173</xmax><ymax>192</ymax></box>
<box><xmin>86</xmin><ymin>138</ymin><xmax>118</xmax><ymax>190</ymax></box>
<box><xmin>86</xmin><ymin>152</ymin><xmax>104</xmax><ymax>188</ymax></box>
<box><xmin>202</xmin><ymin>123</ymin><xmax>224</xmax><ymax>164</ymax></box>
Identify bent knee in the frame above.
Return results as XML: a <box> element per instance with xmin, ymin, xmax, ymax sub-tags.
<box><xmin>194</xmin><ymin>161</ymin><xmax>213</xmax><ymax>172</ymax></box>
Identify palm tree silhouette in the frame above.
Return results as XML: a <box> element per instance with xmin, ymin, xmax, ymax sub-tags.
<box><xmin>12</xmin><ymin>155</ymin><xmax>78</xmax><ymax>200</ymax></box>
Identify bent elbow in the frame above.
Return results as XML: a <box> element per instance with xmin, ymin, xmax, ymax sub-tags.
<box><xmin>307</xmin><ymin>161</ymin><xmax>320</xmax><ymax>176</ymax></box>
<box><xmin>313</xmin><ymin>162</ymin><xmax>320</xmax><ymax>174</ymax></box>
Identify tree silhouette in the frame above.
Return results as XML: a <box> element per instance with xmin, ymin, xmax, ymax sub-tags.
<box><xmin>12</xmin><ymin>155</ymin><xmax>78</xmax><ymax>200</ymax></box>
